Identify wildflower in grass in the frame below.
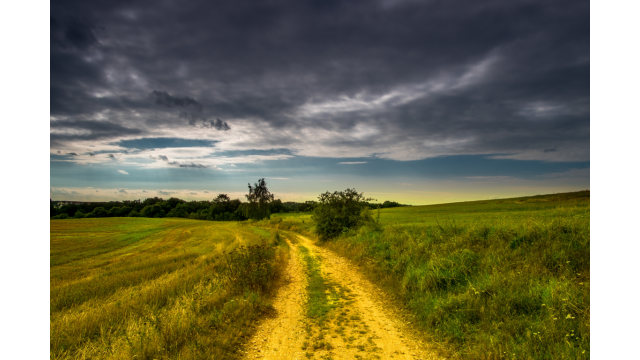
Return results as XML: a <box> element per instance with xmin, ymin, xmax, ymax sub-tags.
<box><xmin>566</xmin><ymin>314</ymin><xmax>575</xmax><ymax>319</ymax></box>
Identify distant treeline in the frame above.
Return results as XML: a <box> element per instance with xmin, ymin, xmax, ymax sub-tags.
<box><xmin>50</xmin><ymin>195</ymin><xmax>410</xmax><ymax>220</ymax></box>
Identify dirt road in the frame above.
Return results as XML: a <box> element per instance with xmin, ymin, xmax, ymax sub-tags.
<box><xmin>242</xmin><ymin>233</ymin><xmax>442</xmax><ymax>360</ymax></box>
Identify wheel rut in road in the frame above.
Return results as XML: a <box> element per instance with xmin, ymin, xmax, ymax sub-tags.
<box><xmin>242</xmin><ymin>233</ymin><xmax>442</xmax><ymax>360</ymax></box>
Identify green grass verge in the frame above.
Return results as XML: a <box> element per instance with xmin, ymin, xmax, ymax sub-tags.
<box><xmin>323</xmin><ymin>191</ymin><xmax>590</xmax><ymax>360</ymax></box>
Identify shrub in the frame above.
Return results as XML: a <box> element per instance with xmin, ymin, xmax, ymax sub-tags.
<box><xmin>215</xmin><ymin>244</ymin><xmax>279</xmax><ymax>294</ymax></box>
<box><xmin>108</xmin><ymin>206</ymin><xmax>132</xmax><ymax>217</ymax></box>
<box><xmin>52</xmin><ymin>213</ymin><xmax>69</xmax><ymax>220</ymax></box>
<box><xmin>312</xmin><ymin>188</ymin><xmax>373</xmax><ymax>241</ymax></box>
<box><xmin>128</xmin><ymin>210</ymin><xmax>141</xmax><ymax>217</ymax></box>
<box><xmin>89</xmin><ymin>207</ymin><xmax>108</xmax><ymax>218</ymax></box>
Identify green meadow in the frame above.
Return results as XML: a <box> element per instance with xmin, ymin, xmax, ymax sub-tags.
<box><xmin>51</xmin><ymin>191</ymin><xmax>589</xmax><ymax>359</ymax></box>
<box><xmin>50</xmin><ymin>218</ymin><xmax>288</xmax><ymax>359</ymax></box>
<box><xmin>270</xmin><ymin>191</ymin><xmax>590</xmax><ymax>359</ymax></box>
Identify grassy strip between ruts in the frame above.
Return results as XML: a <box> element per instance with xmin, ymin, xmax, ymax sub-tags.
<box><xmin>298</xmin><ymin>245</ymin><xmax>385</xmax><ymax>359</ymax></box>
<box><xmin>299</xmin><ymin>245</ymin><xmax>336</xmax><ymax>322</ymax></box>
<box><xmin>298</xmin><ymin>244</ymin><xmax>342</xmax><ymax>358</ymax></box>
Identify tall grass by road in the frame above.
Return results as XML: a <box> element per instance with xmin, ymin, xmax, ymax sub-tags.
<box><xmin>50</xmin><ymin>218</ymin><xmax>288</xmax><ymax>359</ymax></box>
<box><xmin>326</xmin><ymin>191</ymin><xmax>590</xmax><ymax>359</ymax></box>
<box><xmin>270</xmin><ymin>191</ymin><xmax>590</xmax><ymax>359</ymax></box>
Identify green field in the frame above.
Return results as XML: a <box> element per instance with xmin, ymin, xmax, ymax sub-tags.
<box><xmin>50</xmin><ymin>218</ymin><xmax>287</xmax><ymax>359</ymax></box>
<box><xmin>322</xmin><ymin>191</ymin><xmax>590</xmax><ymax>359</ymax></box>
<box><xmin>52</xmin><ymin>191</ymin><xmax>590</xmax><ymax>359</ymax></box>
<box><xmin>267</xmin><ymin>191</ymin><xmax>590</xmax><ymax>359</ymax></box>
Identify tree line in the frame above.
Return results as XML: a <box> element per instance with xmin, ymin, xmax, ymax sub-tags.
<box><xmin>50</xmin><ymin>179</ymin><xmax>409</xmax><ymax>221</ymax></box>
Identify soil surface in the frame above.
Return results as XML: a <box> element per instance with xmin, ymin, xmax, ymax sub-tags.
<box><xmin>242</xmin><ymin>234</ymin><xmax>443</xmax><ymax>360</ymax></box>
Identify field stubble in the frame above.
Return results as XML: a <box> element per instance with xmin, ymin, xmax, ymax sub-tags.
<box><xmin>50</xmin><ymin>218</ymin><xmax>288</xmax><ymax>359</ymax></box>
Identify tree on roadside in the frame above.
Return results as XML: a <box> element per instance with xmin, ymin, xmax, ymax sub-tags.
<box><xmin>243</xmin><ymin>178</ymin><xmax>274</xmax><ymax>220</ymax></box>
<box><xmin>312</xmin><ymin>188</ymin><xmax>374</xmax><ymax>241</ymax></box>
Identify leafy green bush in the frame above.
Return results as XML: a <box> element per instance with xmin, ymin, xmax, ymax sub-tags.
<box><xmin>312</xmin><ymin>188</ymin><xmax>373</xmax><ymax>241</ymax></box>
<box><xmin>128</xmin><ymin>210</ymin><xmax>141</xmax><ymax>217</ymax></box>
<box><xmin>86</xmin><ymin>207</ymin><xmax>108</xmax><ymax>218</ymax></box>
<box><xmin>108</xmin><ymin>206</ymin><xmax>132</xmax><ymax>217</ymax></box>
<box><xmin>52</xmin><ymin>213</ymin><xmax>69</xmax><ymax>219</ymax></box>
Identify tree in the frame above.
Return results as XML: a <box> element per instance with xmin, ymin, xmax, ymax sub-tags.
<box><xmin>243</xmin><ymin>178</ymin><xmax>274</xmax><ymax>220</ymax></box>
<box><xmin>214</xmin><ymin>194</ymin><xmax>231</xmax><ymax>203</ymax></box>
<box><xmin>270</xmin><ymin>199</ymin><xmax>286</xmax><ymax>213</ymax></box>
<box><xmin>88</xmin><ymin>207</ymin><xmax>108</xmax><ymax>218</ymax></box>
<box><xmin>312</xmin><ymin>188</ymin><xmax>374</xmax><ymax>241</ymax></box>
<box><xmin>167</xmin><ymin>203</ymin><xmax>190</xmax><ymax>218</ymax></box>
<box><xmin>50</xmin><ymin>201</ymin><xmax>58</xmax><ymax>217</ymax></box>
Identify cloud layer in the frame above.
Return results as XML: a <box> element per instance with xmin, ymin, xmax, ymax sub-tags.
<box><xmin>51</xmin><ymin>0</ymin><xmax>589</xmax><ymax>165</ymax></box>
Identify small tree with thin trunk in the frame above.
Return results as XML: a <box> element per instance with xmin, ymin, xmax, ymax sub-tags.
<box><xmin>244</xmin><ymin>178</ymin><xmax>274</xmax><ymax>220</ymax></box>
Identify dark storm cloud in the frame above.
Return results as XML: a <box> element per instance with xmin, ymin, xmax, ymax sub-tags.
<box><xmin>203</xmin><ymin>118</ymin><xmax>231</xmax><ymax>131</ymax></box>
<box><xmin>116</xmin><ymin>137</ymin><xmax>217</xmax><ymax>149</ymax></box>
<box><xmin>149</xmin><ymin>154</ymin><xmax>169</xmax><ymax>161</ymax></box>
<box><xmin>167</xmin><ymin>161</ymin><xmax>212</xmax><ymax>169</ymax></box>
<box><xmin>150</xmin><ymin>90</ymin><xmax>203</xmax><ymax>125</ymax></box>
<box><xmin>149</xmin><ymin>90</ymin><xmax>231</xmax><ymax>129</ymax></box>
<box><xmin>50</xmin><ymin>0</ymin><xmax>589</xmax><ymax>161</ymax></box>
<box><xmin>50</xmin><ymin>16</ymin><xmax>100</xmax><ymax>50</ymax></box>
<box><xmin>150</xmin><ymin>90</ymin><xmax>202</xmax><ymax>110</ymax></box>
<box><xmin>50</xmin><ymin>120</ymin><xmax>143</xmax><ymax>146</ymax></box>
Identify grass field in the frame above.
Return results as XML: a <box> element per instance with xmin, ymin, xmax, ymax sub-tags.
<box><xmin>50</xmin><ymin>218</ymin><xmax>287</xmax><ymax>359</ymax></box>
<box><xmin>270</xmin><ymin>191</ymin><xmax>590</xmax><ymax>359</ymax></box>
<box><xmin>52</xmin><ymin>191</ymin><xmax>589</xmax><ymax>359</ymax></box>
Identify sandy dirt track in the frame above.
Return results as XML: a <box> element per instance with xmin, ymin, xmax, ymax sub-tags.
<box><xmin>242</xmin><ymin>233</ymin><xmax>443</xmax><ymax>360</ymax></box>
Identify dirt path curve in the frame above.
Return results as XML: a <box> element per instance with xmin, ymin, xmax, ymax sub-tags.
<box><xmin>242</xmin><ymin>233</ymin><xmax>443</xmax><ymax>360</ymax></box>
<box><xmin>242</xmin><ymin>238</ymin><xmax>308</xmax><ymax>359</ymax></box>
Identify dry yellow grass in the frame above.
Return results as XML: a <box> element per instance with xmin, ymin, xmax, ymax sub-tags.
<box><xmin>50</xmin><ymin>218</ymin><xmax>287</xmax><ymax>359</ymax></box>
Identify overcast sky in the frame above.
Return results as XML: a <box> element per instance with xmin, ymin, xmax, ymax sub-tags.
<box><xmin>50</xmin><ymin>0</ymin><xmax>589</xmax><ymax>204</ymax></box>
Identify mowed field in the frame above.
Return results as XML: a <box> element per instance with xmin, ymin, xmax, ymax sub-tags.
<box><xmin>50</xmin><ymin>218</ymin><xmax>285</xmax><ymax>359</ymax></box>
<box><xmin>52</xmin><ymin>191</ymin><xmax>590</xmax><ymax>360</ymax></box>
